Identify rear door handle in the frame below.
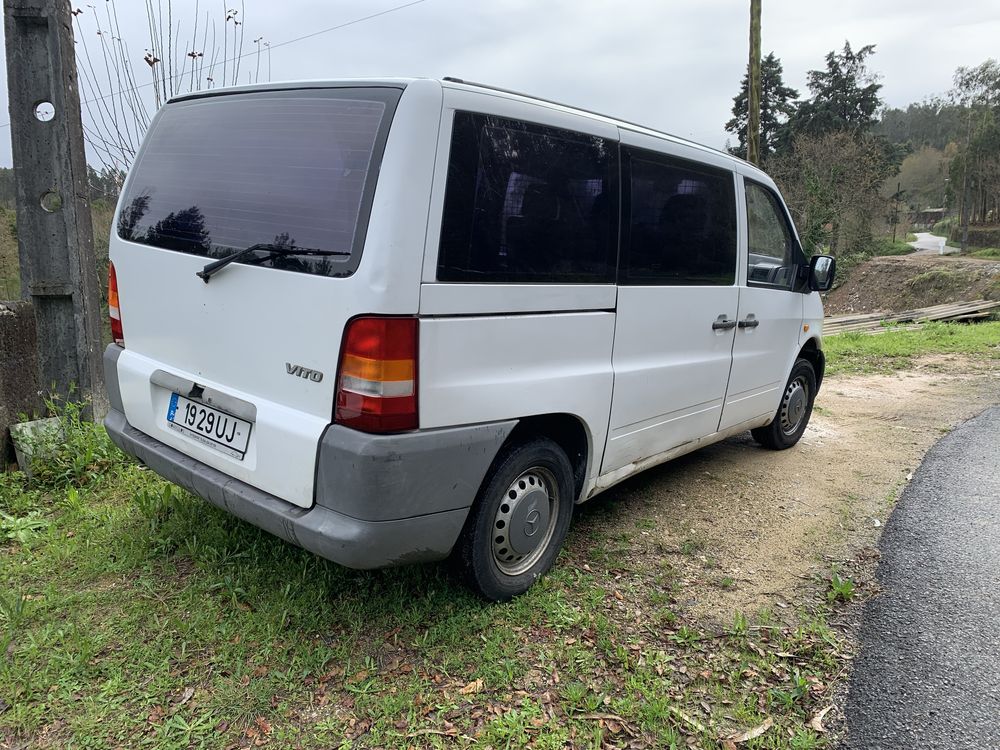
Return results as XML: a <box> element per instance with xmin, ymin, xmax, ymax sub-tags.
<box><xmin>712</xmin><ymin>315</ymin><xmax>737</xmax><ymax>331</ymax></box>
<box><xmin>738</xmin><ymin>317</ymin><xmax>760</xmax><ymax>329</ymax></box>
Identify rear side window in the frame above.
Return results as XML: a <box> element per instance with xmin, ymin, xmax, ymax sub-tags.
<box><xmin>621</xmin><ymin>148</ymin><xmax>737</xmax><ymax>285</ymax></box>
<box><xmin>437</xmin><ymin>112</ymin><xmax>618</xmax><ymax>283</ymax></box>
<box><xmin>117</xmin><ymin>88</ymin><xmax>400</xmax><ymax>277</ymax></box>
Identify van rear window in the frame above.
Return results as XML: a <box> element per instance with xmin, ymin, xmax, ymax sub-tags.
<box><xmin>117</xmin><ymin>88</ymin><xmax>400</xmax><ymax>277</ymax></box>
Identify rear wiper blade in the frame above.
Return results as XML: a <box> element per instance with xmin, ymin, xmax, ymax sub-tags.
<box><xmin>196</xmin><ymin>243</ymin><xmax>349</xmax><ymax>283</ymax></box>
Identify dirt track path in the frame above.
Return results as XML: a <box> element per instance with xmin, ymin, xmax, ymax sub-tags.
<box><xmin>574</xmin><ymin>355</ymin><xmax>1000</xmax><ymax>624</ymax></box>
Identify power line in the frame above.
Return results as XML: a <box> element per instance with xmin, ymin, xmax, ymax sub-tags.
<box><xmin>0</xmin><ymin>0</ymin><xmax>428</xmax><ymax>130</ymax></box>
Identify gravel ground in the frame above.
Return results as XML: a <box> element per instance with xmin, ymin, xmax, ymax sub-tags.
<box><xmin>844</xmin><ymin>406</ymin><xmax>1000</xmax><ymax>749</ymax></box>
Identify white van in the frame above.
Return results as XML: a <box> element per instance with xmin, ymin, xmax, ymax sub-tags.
<box><xmin>104</xmin><ymin>78</ymin><xmax>835</xmax><ymax>600</ymax></box>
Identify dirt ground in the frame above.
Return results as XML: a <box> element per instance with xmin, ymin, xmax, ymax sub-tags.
<box><xmin>575</xmin><ymin>354</ymin><xmax>1000</xmax><ymax>626</ymax></box>
<box><xmin>825</xmin><ymin>254</ymin><xmax>1000</xmax><ymax>316</ymax></box>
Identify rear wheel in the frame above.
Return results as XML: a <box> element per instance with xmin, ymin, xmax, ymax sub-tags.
<box><xmin>455</xmin><ymin>437</ymin><xmax>574</xmax><ymax>601</ymax></box>
<box><xmin>751</xmin><ymin>358</ymin><xmax>817</xmax><ymax>450</ymax></box>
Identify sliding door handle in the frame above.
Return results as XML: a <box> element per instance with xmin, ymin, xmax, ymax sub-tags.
<box><xmin>738</xmin><ymin>318</ymin><xmax>760</xmax><ymax>329</ymax></box>
<box><xmin>712</xmin><ymin>315</ymin><xmax>737</xmax><ymax>331</ymax></box>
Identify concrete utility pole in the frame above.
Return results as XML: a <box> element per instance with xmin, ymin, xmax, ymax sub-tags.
<box><xmin>4</xmin><ymin>0</ymin><xmax>106</xmax><ymax>415</ymax></box>
<box><xmin>747</xmin><ymin>0</ymin><xmax>762</xmax><ymax>165</ymax></box>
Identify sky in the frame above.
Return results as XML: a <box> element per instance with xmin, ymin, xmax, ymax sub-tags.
<box><xmin>1</xmin><ymin>0</ymin><xmax>999</xmax><ymax>168</ymax></box>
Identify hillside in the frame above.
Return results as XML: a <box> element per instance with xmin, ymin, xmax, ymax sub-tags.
<box><xmin>825</xmin><ymin>254</ymin><xmax>1000</xmax><ymax>316</ymax></box>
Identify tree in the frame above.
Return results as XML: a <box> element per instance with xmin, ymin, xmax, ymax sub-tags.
<box><xmin>948</xmin><ymin>59</ymin><xmax>1000</xmax><ymax>235</ymax></box>
<box><xmin>726</xmin><ymin>52</ymin><xmax>798</xmax><ymax>159</ymax></box>
<box><xmin>876</xmin><ymin>100</ymin><xmax>967</xmax><ymax>150</ymax></box>
<box><xmin>768</xmin><ymin>131</ymin><xmax>896</xmax><ymax>255</ymax></box>
<box><xmin>785</xmin><ymin>41</ymin><xmax>882</xmax><ymax>137</ymax></box>
<box><xmin>895</xmin><ymin>146</ymin><xmax>950</xmax><ymax>210</ymax></box>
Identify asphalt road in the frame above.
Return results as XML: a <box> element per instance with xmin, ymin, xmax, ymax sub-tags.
<box><xmin>845</xmin><ymin>406</ymin><xmax>1000</xmax><ymax>749</ymax></box>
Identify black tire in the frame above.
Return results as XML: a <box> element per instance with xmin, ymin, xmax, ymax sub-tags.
<box><xmin>751</xmin><ymin>358</ymin><xmax>817</xmax><ymax>450</ymax></box>
<box><xmin>454</xmin><ymin>437</ymin><xmax>575</xmax><ymax>601</ymax></box>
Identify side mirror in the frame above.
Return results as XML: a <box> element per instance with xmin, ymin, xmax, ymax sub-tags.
<box><xmin>807</xmin><ymin>254</ymin><xmax>835</xmax><ymax>292</ymax></box>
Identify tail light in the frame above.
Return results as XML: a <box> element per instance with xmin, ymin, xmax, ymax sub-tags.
<box><xmin>335</xmin><ymin>317</ymin><xmax>418</xmax><ymax>433</ymax></box>
<box><xmin>108</xmin><ymin>261</ymin><xmax>124</xmax><ymax>346</ymax></box>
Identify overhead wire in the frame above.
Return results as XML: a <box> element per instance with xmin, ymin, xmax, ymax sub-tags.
<box><xmin>0</xmin><ymin>0</ymin><xmax>428</xmax><ymax>130</ymax></box>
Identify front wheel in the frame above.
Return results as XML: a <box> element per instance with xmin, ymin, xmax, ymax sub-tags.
<box><xmin>751</xmin><ymin>358</ymin><xmax>817</xmax><ymax>450</ymax></box>
<box><xmin>454</xmin><ymin>437</ymin><xmax>575</xmax><ymax>601</ymax></box>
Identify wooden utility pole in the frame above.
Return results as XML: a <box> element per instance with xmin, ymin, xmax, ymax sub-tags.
<box><xmin>4</xmin><ymin>0</ymin><xmax>106</xmax><ymax>415</ymax></box>
<box><xmin>747</xmin><ymin>0</ymin><xmax>762</xmax><ymax>165</ymax></box>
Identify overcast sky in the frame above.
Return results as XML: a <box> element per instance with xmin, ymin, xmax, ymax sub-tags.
<box><xmin>1</xmin><ymin>0</ymin><xmax>999</xmax><ymax>168</ymax></box>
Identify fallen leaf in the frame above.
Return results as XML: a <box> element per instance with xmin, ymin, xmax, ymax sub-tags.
<box><xmin>147</xmin><ymin>705</ymin><xmax>165</xmax><ymax>725</ymax></box>
<box><xmin>347</xmin><ymin>669</ymin><xmax>369</xmax><ymax>684</ymax></box>
<box><xmin>728</xmin><ymin>716</ymin><xmax>773</xmax><ymax>743</ymax></box>
<box><xmin>808</xmin><ymin>705</ymin><xmax>833</xmax><ymax>733</ymax></box>
<box><xmin>215</xmin><ymin>719</ymin><xmax>229</xmax><ymax>732</ymax></box>
<box><xmin>722</xmin><ymin>741</ymin><xmax>738</xmax><ymax>750</ymax></box>
<box><xmin>459</xmin><ymin>678</ymin><xmax>484</xmax><ymax>695</ymax></box>
<box><xmin>613</xmin><ymin>590</ymin><xmax>625</xmax><ymax>601</ymax></box>
<box><xmin>254</xmin><ymin>716</ymin><xmax>272</xmax><ymax>735</ymax></box>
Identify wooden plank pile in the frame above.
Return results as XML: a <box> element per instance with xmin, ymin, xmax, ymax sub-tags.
<box><xmin>824</xmin><ymin>299</ymin><xmax>1000</xmax><ymax>335</ymax></box>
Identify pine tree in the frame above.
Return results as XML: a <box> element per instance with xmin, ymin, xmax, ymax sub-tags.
<box><xmin>786</xmin><ymin>42</ymin><xmax>883</xmax><ymax>137</ymax></box>
<box><xmin>725</xmin><ymin>52</ymin><xmax>798</xmax><ymax>160</ymax></box>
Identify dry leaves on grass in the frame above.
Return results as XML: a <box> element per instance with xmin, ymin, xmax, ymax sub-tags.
<box><xmin>808</xmin><ymin>705</ymin><xmax>833</xmax><ymax>733</ymax></box>
<box><xmin>726</xmin><ymin>716</ymin><xmax>773</xmax><ymax>743</ymax></box>
<box><xmin>458</xmin><ymin>678</ymin><xmax>484</xmax><ymax>695</ymax></box>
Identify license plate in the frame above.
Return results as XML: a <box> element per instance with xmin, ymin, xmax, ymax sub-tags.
<box><xmin>166</xmin><ymin>393</ymin><xmax>252</xmax><ymax>460</ymax></box>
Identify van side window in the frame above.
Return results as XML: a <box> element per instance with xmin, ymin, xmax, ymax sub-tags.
<box><xmin>745</xmin><ymin>181</ymin><xmax>801</xmax><ymax>289</ymax></box>
<box><xmin>437</xmin><ymin>112</ymin><xmax>618</xmax><ymax>283</ymax></box>
<box><xmin>621</xmin><ymin>149</ymin><xmax>737</xmax><ymax>286</ymax></box>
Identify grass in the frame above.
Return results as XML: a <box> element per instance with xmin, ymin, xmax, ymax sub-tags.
<box><xmin>0</xmin><ymin>404</ymin><xmax>851</xmax><ymax>749</ymax></box>
<box><xmin>824</xmin><ymin>321</ymin><xmax>1000</xmax><ymax>375</ymax></box>
<box><xmin>969</xmin><ymin>247</ymin><xmax>1000</xmax><ymax>259</ymax></box>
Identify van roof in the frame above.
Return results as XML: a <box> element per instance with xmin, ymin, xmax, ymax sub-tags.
<box><xmin>167</xmin><ymin>77</ymin><xmax>767</xmax><ymax>181</ymax></box>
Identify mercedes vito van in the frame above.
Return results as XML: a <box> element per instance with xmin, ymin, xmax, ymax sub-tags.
<box><xmin>104</xmin><ymin>78</ymin><xmax>835</xmax><ymax>600</ymax></box>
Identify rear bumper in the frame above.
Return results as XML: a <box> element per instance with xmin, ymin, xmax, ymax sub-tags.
<box><xmin>106</xmin><ymin>409</ymin><xmax>479</xmax><ymax>568</ymax></box>
<box><xmin>103</xmin><ymin>345</ymin><xmax>517</xmax><ymax>568</ymax></box>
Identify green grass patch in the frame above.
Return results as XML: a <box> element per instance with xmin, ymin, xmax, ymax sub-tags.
<box><xmin>825</xmin><ymin>321</ymin><xmax>1000</xmax><ymax>375</ymax></box>
<box><xmin>969</xmin><ymin>247</ymin><xmax>1000</xmax><ymax>259</ymax></box>
<box><xmin>1</xmin><ymin>406</ymin><xmax>854</xmax><ymax>748</ymax></box>
<box><xmin>871</xmin><ymin>239</ymin><xmax>916</xmax><ymax>257</ymax></box>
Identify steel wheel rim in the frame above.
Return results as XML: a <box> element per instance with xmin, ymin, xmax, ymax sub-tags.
<box><xmin>491</xmin><ymin>466</ymin><xmax>560</xmax><ymax>576</ymax></box>
<box><xmin>779</xmin><ymin>375</ymin><xmax>809</xmax><ymax>436</ymax></box>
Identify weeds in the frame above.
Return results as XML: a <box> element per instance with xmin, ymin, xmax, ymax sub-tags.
<box><xmin>18</xmin><ymin>396</ymin><xmax>127</xmax><ymax>489</ymax></box>
<box><xmin>0</xmin><ymin>511</ymin><xmax>48</xmax><ymax>544</ymax></box>
<box><xmin>828</xmin><ymin>572</ymin><xmax>856</xmax><ymax>603</ymax></box>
